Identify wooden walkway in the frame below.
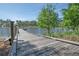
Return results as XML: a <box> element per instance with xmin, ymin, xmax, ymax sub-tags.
<box><xmin>17</xmin><ymin>29</ymin><xmax>79</xmax><ymax>56</ymax></box>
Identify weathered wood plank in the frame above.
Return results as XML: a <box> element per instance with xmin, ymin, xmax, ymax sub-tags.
<box><xmin>17</xmin><ymin>29</ymin><xmax>79</xmax><ymax>56</ymax></box>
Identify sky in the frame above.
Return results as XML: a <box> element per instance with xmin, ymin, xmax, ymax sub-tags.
<box><xmin>0</xmin><ymin>3</ymin><xmax>68</xmax><ymax>21</ymax></box>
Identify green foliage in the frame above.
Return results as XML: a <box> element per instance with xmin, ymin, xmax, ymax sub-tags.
<box><xmin>37</xmin><ymin>4</ymin><xmax>58</xmax><ymax>36</ymax></box>
<box><xmin>16</xmin><ymin>20</ymin><xmax>37</xmax><ymax>28</ymax></box>
<box><xmin>0</xmin><ymin>19</ymin><xmax>11</xmax><ymax>27</ymax></box>
<box><xmin>62</xmin><ymin>4</ymin><xmax>79</xmax><ymax>30</ymax></box>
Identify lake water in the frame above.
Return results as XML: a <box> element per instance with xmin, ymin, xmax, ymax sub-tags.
<box><xmin>24</xmin><ymin>27</ymin><xmax>72</xmax><ymax>36</ymax></box>
<box><xmin>0</xmin><ymin>27</ymin><xmax>71</xmax><ymax>37</ymax></box>
<box><xmin>0</xmin><ymin>28</ymin><xmax>10</xmax><ymax>37</ymax></box>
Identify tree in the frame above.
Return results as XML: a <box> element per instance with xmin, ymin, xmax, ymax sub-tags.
<box><xmin>16</xmin><ymin>20</ymin><xmax>37</xmax><ymax>28</ymax></box>
<box><xmin>37</xmin><ymin>4</ymin><xmax>58</xmax><ymax>36</ymax></box>
<box><xmin>0</xmin><ymin>19</ymin><xmax>11</xmax><ymax>27</ymax></box>
<box><xmin>0</xmin><ymin>19</ymin><xmax>3</xmax><ymax>27</ymax></box>
<box><xmin>6</xmin><ymin>19</ymin><xmax>11</xmax><ymax>27</ymax></box>
<box><xmin>62</xmin><ymin>4</ymin><xmax>79</xmax><ymax>31</ymax></box>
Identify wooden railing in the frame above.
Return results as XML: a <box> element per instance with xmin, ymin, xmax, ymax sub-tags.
<box><xmin>8</xmin><ymin>21</ymin><xmax>18</xmax><ymax>56</ymax></box>
<box><xmin>8</xmin><ymin>35</ymin><xmax>18</xmax><ymax>56</ymax></box>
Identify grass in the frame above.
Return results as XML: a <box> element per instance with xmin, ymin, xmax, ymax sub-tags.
<box><xmin>43</xmin><ymin>30</ymin><xmax>79</xmax><ymax>42</ymax></box>
<box><xmin>50</xmin><ymin>31</ymin><xmax>79</xmax><ymax>42</ymax></box>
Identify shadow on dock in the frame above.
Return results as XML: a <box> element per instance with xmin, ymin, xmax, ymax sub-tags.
<box><xmin>17</xmin><ymin>40</ymin><xmax>79</xmax><ymax>56</ymax></box>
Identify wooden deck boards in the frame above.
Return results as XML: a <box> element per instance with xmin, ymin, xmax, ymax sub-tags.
<box><xmin>17</xmin><ymin>29</ymin><xmax>79</xmax><ymax>56</ymax></box>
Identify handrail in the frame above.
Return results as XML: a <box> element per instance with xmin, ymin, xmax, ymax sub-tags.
<box><xmin>8</xmin><ymin>34</ymin><xmax>18</xmax><ymax>56</ymax></box>
<box><xmin>8</xmin><ymin>21</ymin><xmax>19</xmax><ymax>56</ymax></box>
<box><xmin>7</xmin><ymin>21</ymin><xmax>20</xmax><ymax>56</ymax></box>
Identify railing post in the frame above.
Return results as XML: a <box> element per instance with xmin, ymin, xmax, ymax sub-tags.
<box><xmin>10</xmin><ymin>21</ymin><xmax>14</xmax><ymax>45</ymax></box>
<box><xmin>15</xmin><ymin>25</ymin><xmax>18</xmax><ymax>56</ymax></box>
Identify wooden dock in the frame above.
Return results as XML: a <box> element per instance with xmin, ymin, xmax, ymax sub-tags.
<box><xmin>16</xmin><ymin>29</ymin><xmax>79</xmax><ymax>56</ymax></box>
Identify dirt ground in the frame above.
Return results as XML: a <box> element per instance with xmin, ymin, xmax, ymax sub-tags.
<box><xmin>0</xmin><ymin>38</ymin><xmax>11</xmax><ymax>56</ymax></box>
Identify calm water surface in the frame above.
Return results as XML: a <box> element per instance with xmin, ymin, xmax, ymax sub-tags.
<box><xmin>0</xmin><ymin>28</ymin><xmax>10</xmax><ymax>37</ymax></box>
<box><xmin>24</xmin><ymin>27</ymin><xmax>72</xmax><ymax>36</ymax></box>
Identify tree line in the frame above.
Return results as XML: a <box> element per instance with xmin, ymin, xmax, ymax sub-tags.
<box><xmin>0</xmin><ymin>19</ymin><xmax>37</xmax><ymax>28</ymax></box>
<box><xmin>16</xmin><ymin>20</ymin><xmax>37</xmax><ymax>28</ymax></box>
<box><xmin>0</xmin><ymin>19</ymin><xmax>11</xmax><ymax>27</ymax></box>
<box><xmin>37</xmin><ymin>3</ymin><xmax>79</xmax><ymax>36</ymax></box>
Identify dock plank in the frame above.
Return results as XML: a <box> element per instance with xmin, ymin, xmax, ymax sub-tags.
<box><xmin>17</xmin><ymin>29</ymin><xmax>79</xmax><ymax>56</ymax></box>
